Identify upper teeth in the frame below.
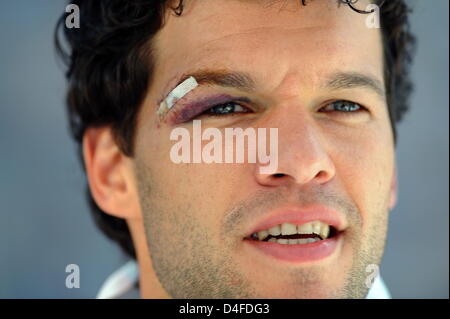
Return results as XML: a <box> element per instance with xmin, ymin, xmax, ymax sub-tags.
<box><xmin>254</xmin><ymin>221</ymin><xmax>330</xmax><ymax>241</ymax></box>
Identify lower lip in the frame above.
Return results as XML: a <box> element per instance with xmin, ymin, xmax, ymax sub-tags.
<box><xmin>244</xmin><ymin>233</ymin><xmax>342</xmax><ymax>263</ymax></box>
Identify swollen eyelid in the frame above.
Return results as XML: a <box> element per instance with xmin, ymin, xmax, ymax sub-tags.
<box><xmin>168</xmin><ymin>103</ymin><xmax>208</xmax><ymax>123</ymax></box>
<box><xmin>169</xmin><ymin>95</ymin><xmax>252</xmax><ymax>123</ymax></box>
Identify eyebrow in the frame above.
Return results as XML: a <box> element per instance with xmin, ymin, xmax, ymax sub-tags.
<box><xmin>172</xmin><ymin>69</ymin><xmax>385</xmax><ymax>98</ymax></box>
<box><xmin>175</xmin><ymin>69</ymin><xmax>256</xmax><ymax>92</ymax></box>
<box><xmin>325</xmin><ymin>72</ymin><xmax>386</xmax><ymax>98</ymax></box>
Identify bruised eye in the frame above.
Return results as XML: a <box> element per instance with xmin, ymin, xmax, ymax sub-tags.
<box><xmin>320</xmin><ymin>100</ymin><xmax>365</xmax><ymax>113</ymax></box>
<box><xmin>206</xmin><ymin>102</ymin><xmax>250</xmax><ymax>115</ymax></box>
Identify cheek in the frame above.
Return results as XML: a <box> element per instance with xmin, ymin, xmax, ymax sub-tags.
<box><xmin>330</xmin><ymin>121</ymin><xmax>395</xmax><ymax>227</ymax></box>
<box><xmin>136</xmin><ymin>123</ymin><xmax>249</xmax><ymax>233</ymax></box>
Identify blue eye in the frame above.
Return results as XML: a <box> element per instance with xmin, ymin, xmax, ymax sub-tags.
<box><xmin>321</xmin><ymin>100</ymin><xmax>364</xmax><ymax>113</ymax></box>
<box><xmin>207</xmin><ymin>102</ymin><xmax>249</xmax><ymax>115</ymax></box>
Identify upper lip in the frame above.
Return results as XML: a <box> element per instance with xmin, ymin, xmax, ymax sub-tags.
<box><xmin>245</xmin><ymin>204</ymin><xmax>347</xmax><ymax>237</ymax></box>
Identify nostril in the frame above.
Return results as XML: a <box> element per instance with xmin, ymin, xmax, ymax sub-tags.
<box><xmin>316</xmin><ymin>170</ymin><xmax>329</xmax><ymax>180</ymax></box>
<box><xmin>273</xmin><ymin>173</ymin><xmax>286</xmax><ymax>178</ymax></box>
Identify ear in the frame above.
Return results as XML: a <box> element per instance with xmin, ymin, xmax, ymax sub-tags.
<box><xmin>388</xmin><ymin>163</ymin><xmax>398</xmax><ymax>211</ymax></box>
<box><xmin>82</xmin><ymin>127</ymin><xmax>141</xmax><ymax>220</ymax></box>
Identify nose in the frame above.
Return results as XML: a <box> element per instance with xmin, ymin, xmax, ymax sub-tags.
<box><xmin>255</xmin><ymin>111</ymin><xmax>336</xmax><ymax>187</ymax></box>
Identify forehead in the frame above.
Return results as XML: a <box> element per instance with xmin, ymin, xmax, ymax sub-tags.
<box><xmin>153</xmin><ymin>0</ymin><xmax>383</xmax><ymax>93</ymax></box>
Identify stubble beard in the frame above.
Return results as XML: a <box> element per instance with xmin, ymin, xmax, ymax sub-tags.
<box><xmin>135</xmin><ymin>161</ymin><xmax>388</xmax><ymax>298</ymax></box>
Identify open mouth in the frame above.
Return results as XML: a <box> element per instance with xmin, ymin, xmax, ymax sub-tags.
<box><xmin>245</xmin><ymin>221</ymin><xmax>339</xmax><ymax>245</ymax></box>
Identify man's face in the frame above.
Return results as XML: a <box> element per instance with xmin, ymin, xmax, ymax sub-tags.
<box><xmin>132</xmin><ymin>0</ymin><xmax>395</xmax><ymax>298</ymax></box>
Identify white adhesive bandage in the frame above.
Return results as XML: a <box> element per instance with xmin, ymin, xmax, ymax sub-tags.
<box><xmin>158</xmin><ymin>76</ymin><xmax>198</xmax><ymax>116</ymax></box>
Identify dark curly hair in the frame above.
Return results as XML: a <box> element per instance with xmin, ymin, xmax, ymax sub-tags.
<box><xmin>55</xmin><ymin>0</ymin><xmax>415</xmax><ymax>260</ymax></box>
